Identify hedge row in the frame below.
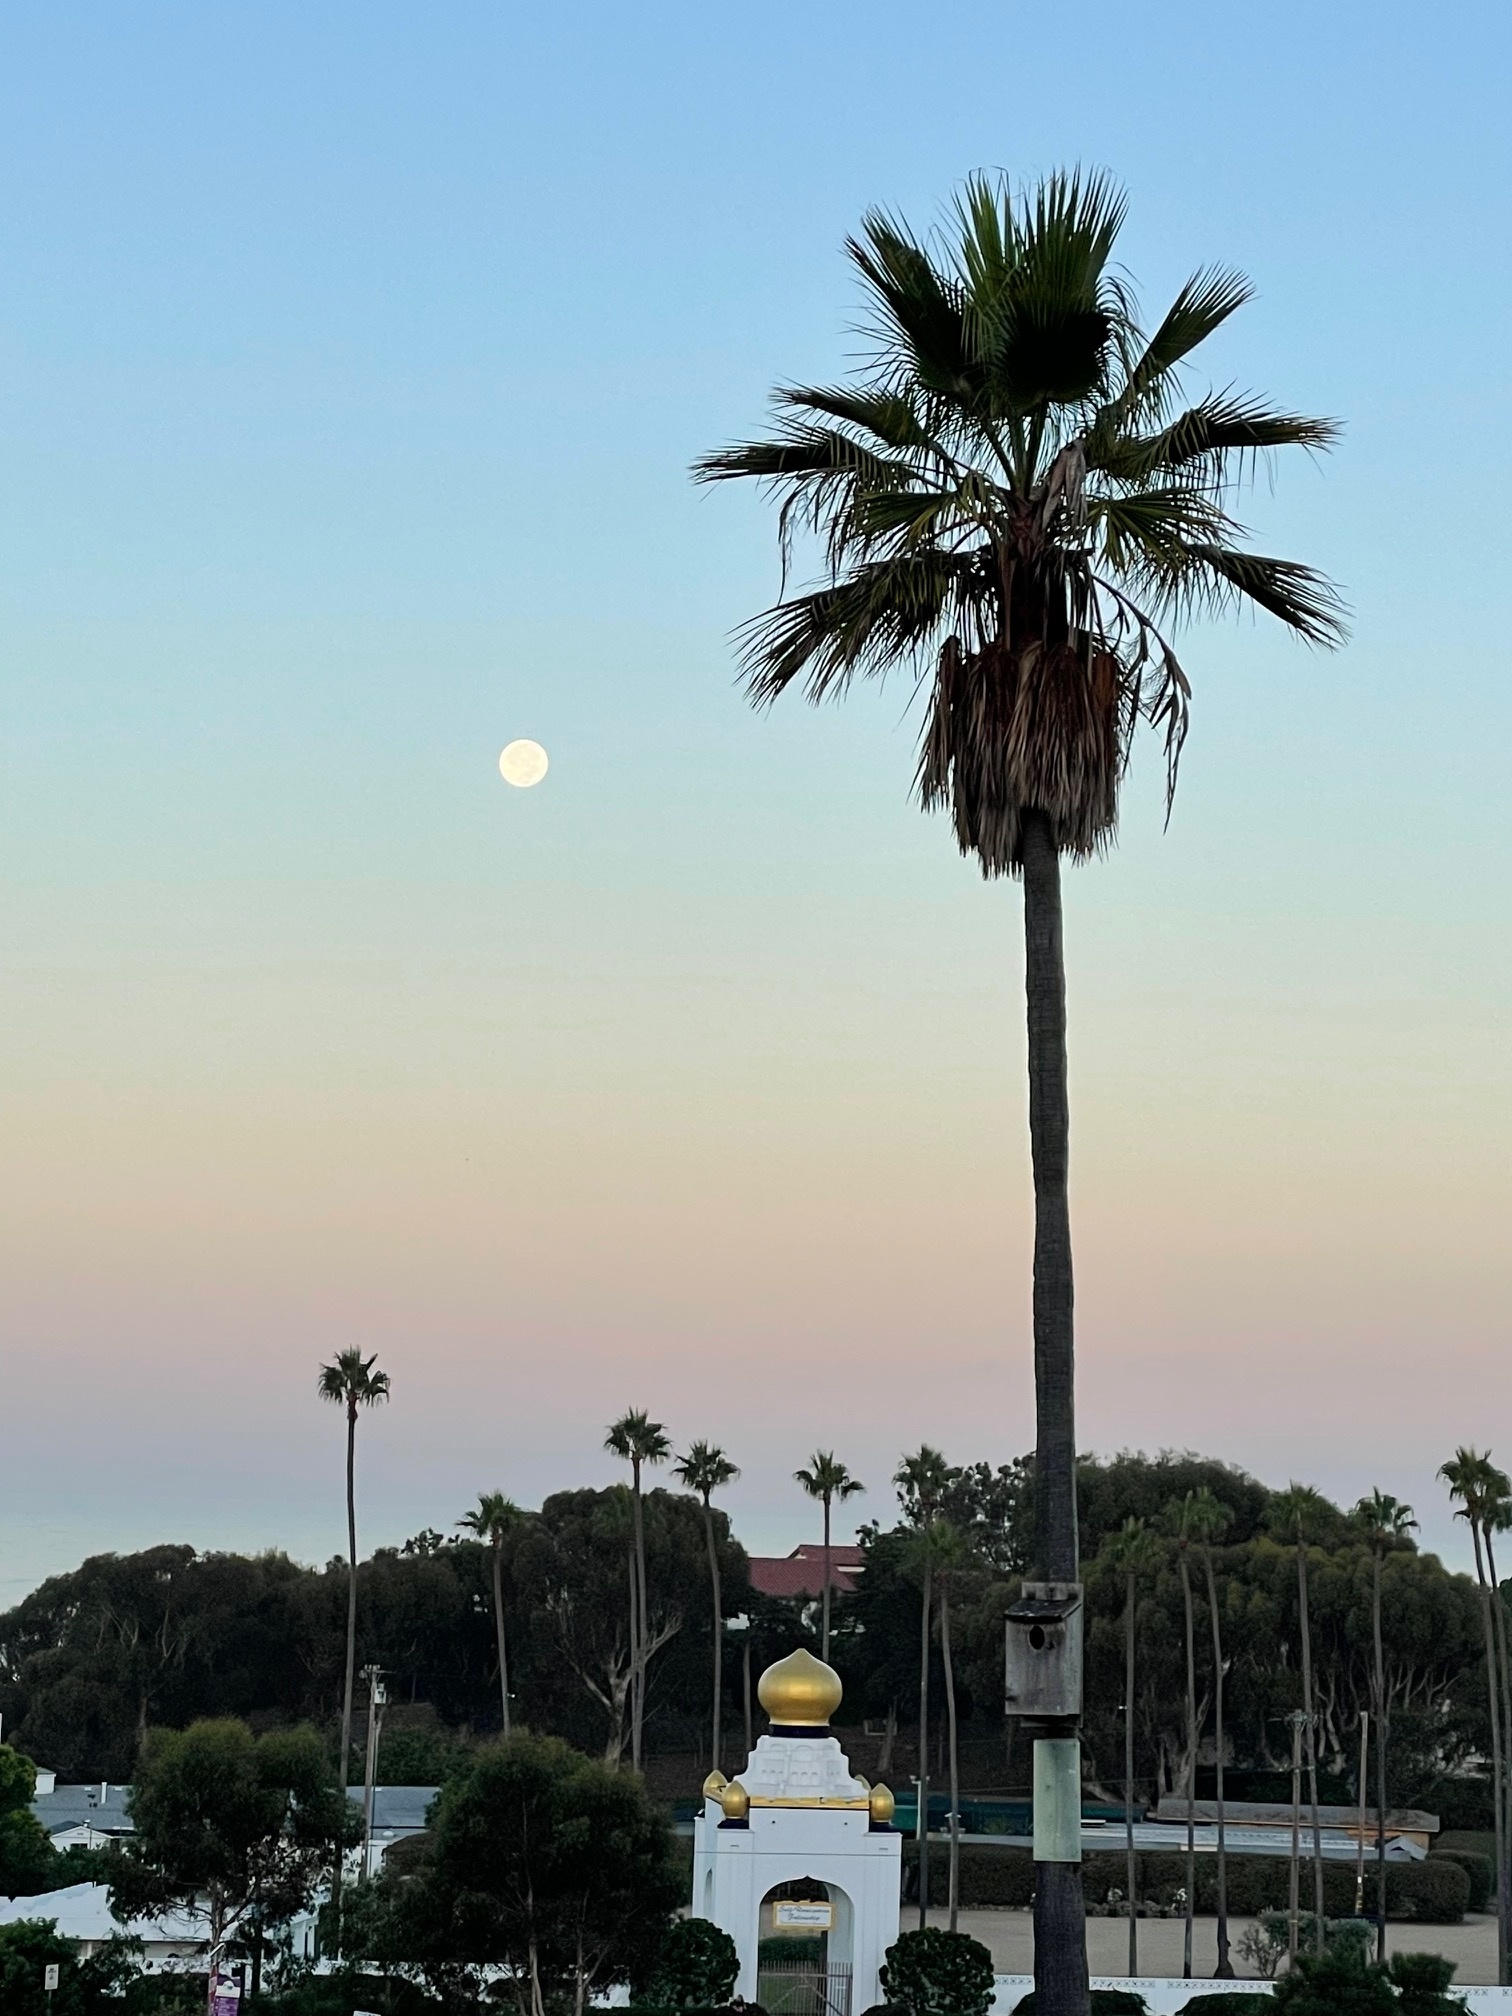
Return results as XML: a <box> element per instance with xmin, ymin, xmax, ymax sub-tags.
<box><xmin>901</xmin><ymin>1845</ymin><xmax>1470</xmax><ymax>1922</ymax></box>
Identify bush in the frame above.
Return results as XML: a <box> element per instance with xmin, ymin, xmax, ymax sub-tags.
<box><xmin>880</xmin><ymin>1928</ymin><xmax>995</xmax><ymax>2016</ymax></box>
<box><xmin>1429</xmin><ymin>1850</ymin><xmax>1491</xmax><ymax>1913</ymax></box>
<box><xmin>902</xmin><ymin>1842</ymin><xmax>1035</xmax><ymax>1907</ymax></box>
<box><xmin>1011</xmin><ymin>1995</ymin><xmax>1146</xmax><ymax>2015</ymax></box>
<box><xmin>1176</xmin><ymin>1997</ymin><xmax>1274</xmax><ymax>2016</ymax></box>
<box><xmin>1272</xmin><ymin>1949</ymin><xmax>1397</xmax><ymax>2016</ymax></box>
<box><xmin>1077</xmin><ymin>1850</ymin><xmax>1468</xmax><ymax>1923</ymax></box>
<box><xmin>637</xmin><ymin>1920</ymin><xmax>740</xmax><ymax>2009</ymax></box>
<box><xmin>1387</xmin><ymin>1952</ymin><xmax>1469</xmax><ymax>2016</ymax></box>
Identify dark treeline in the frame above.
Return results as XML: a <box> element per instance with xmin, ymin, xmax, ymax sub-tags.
<box><xmin>0</xmin><ymin>1452</ymin><xmax>1496</xmax><ymax>1825</ymax></box>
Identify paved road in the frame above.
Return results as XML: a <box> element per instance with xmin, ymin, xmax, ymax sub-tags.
<box><xmin>921</xmin><ymin>1908</ymin><xmax>1502</xmax><ymax>1986</ymax></box>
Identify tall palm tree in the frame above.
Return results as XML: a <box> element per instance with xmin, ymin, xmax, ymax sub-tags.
<box><xmin>605</xmin><ymin>1408</ymin><xmax>671</xmax><ymax>1769</ymax></box>
<box><xmin>1185</xmin><ymin>1487</ymin><xmax>1234</xmax><ymax>1977</ymax></box>
<box><xmin>895</xmin><ymin>1444</ymin><xmax>954</xmax><ymax>1931</ymax></box>
<box><xmin>1096</xmin><ymin>1517</ymin><xmax>1162</xmax><ymax>1978</ymax></box>
<box><xmin>1351</xmin><ymin>1489</ymin><xmax>1417</xmax><ymax>1963</ymax></box>
<box><xmin>458</xmin><ymin>1491</ymin><xmax>521</xmax><ymax>1737</ymax></box>
<box><xmin>1270</xmin><ymin>1484</ymin><xmax>1331</xmax><ymax>1952</ymax></box>
<box><xmin>695</xmin><ymin>173</ymin><xmax>1341</xmax><ymax>2016</ymax></box>
<box><xmin>1162</xmin><ymin>1496</ymin><xmax>1200</xmax><ymax>1981</ymax></box>
<box><xmin>674</xmin><ymin>1440</ymin><xmax>740</xmax><ymax>1774</ymax></box>
<box><xmin>795</xmin><ymin>1451</ymin><xmax>865</xmax><ymax>1660</ymax></box>
<box><xmin>1442</xmin><ymin>1448</ymin><xmax>1511</xmax><ymax>1981</ymax></box>
<box><xmin>316</xmin><ymin>1350</ymin><xmax>390</xmax><ymax>1801</ymax></box>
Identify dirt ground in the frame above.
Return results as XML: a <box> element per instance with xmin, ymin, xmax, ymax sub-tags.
<box><xmin>921</xmin><ymin>1908</ymin><xmax>1502</xmax><ymax>1986</ymax></box>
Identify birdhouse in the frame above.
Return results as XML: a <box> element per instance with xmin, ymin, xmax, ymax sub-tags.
<box><xmin>1004</xmin><ymin>1581</ymin><xmax>1083</xmax><ymax>1718</ymax></box>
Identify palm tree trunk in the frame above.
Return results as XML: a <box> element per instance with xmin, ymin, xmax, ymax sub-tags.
<box><xmin>1373</xmin><ymin>1552</ymin><xmax>1388</xmax><ymax>1964</ymax></box>
<box><xmin>916</xmin><ymin>1556</ymin><xmax>932</xmax><ymax>1932</ymax></box>
<box><xmin>1124</xmin><ymin>1570</ymin><xmax>1138</xmax><ymax>1979</ymax></box>
<box><xmin>1179</xmin><ymin>1550</ymin><xmax>1196</xmax><ymax>1980</ymax></box>
<box><xmin>1482</xmin><ymin>1527</ymin><xmax>1512</xmax><ymax>1976</ymax></box>
<box><xmin>822</xmin><ymin>1493</ymin><xmax>833</xmax><ymax>1663</ymax></box>
<box><xmin>703</xmin><ymin>1496</ymin><xmax>724</xmax><ymax>1773</ymax></box>
<box><xmin>1021</xmin><ymin>808</ymin><xmax>1087</xmax><ymax>2016</ymax></box>
<box><xmin>492</xmin><ymin>1540</ymin><xmax>511</xmax><ymax>1738</ymax></box>
<box><xmin>1298</xmin><ymin>1544</ymin><xmax>1325</xmax><ymax>1950</ymax></box>
<box><xmin>340</xmin><ymin>1404</ymin><xmax>359</xmax><ymax>1790</ymax></box>
<box><xmin>630</xmin><ymin>1463</ymin><xmax>647</xmax><ymax>1769</ymax></box>
<box><xmin>942</xmin><ymin>1583</ymin><xmax>961</xmax><ymax>1934</ymax></box>
<box><xmin>1470</xmin><ymin>1521</ymin><xmax>1508</xmax><ymax>1982</ymax></box>
<box><xmin>1203</xmin><ymin>1550</ymin><xmax>1231</xmax><ymax>1977</ymax></box>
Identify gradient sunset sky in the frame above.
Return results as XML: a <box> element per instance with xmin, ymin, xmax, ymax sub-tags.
<box><xmin>2</xmin><ymin>2</ymin><xmax>1509</xmax><ymax>1606</ymax></box>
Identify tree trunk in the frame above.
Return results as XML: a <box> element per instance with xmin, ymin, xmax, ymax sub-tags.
<box><xmin>703</xmin><ymin>1496</ymin><xmax>724</xmax><ymax>1774</ymax></box>
<box><xmin>1022</xmin><ymin>809</ymin><xmax>1086</xmax><ymax>2016</ymax></box>
<box><xmin>916</xmin><ymin>1555</ymin><xmax>932</xmax><ymax>1931</ymax></box>
<box><xmin>1203</xmin><ymin>1550</ymin><xmax>1231</xmax><ymax>1976</ymax></box>
<box><xmin>630</xmin><ymin>1463</ymin><xmax>647</xmax><ymax>1769</ymax></box>
<box><xmin>1124</xmin><ymin>1570</ymin><xmax>1138</xmax><ymax>1979</ymax></box>
<box><xmin>1179</xmin><ymin>1550</ymin><xmax>1196</xmax><ymax>1980</ymax></box>
<box><xmin>879</xmin><ymin>1697</ymin><xmax>897</xmax><ymax>1776</ymax></box>
<box><xmin>1297</xmin><ymin>1544</ymin><xmax>1325</xmax><ymax>1949</ymax></box>
<box><xmin>1373</xmin><ymin>1552</ymin><xmax>1388</xmax><ymax>1964</ymax></box>
<box><xmin>942</xmin><ymin>1582</ymin><xmax>961</xmax><ymax>1933</ymax></box>
<box><xmin>1288</xmin><ymin>1714</ymin><xmax>1302</xmax><ymax>1960</ymax></box>
<box><xmin>1471</xmin><ymin>1521</ymin><xmax>1509</xmax><ymax>1981</ymax></box>
<box><xmin>822</xmin><ymin>1494</ymin><xmax>833</xmax><ymax>1663</ymax></box>
<box><xmin>341</xmin><ymin>1404</ymin><xmax>359</xmax><ymax>1790</ymax></box>
<box><xmin>493</xmin><ymin>1539</ymin><xmax>511</xmax><ymax>1738</ymax></box>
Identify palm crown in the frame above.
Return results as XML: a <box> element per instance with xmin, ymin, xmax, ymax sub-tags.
<box><xmin>605</xmin><ymin>1409</ymin><xmax>672</xmax><ymax>1472</ymax></box>
<box><xmin>795</xmin><ymin>1451</ymin><xmax>865</xmax><ymax>1508</ymax></box>
<box><xmin>1352</xmin><ymin>1489</ymin><xmax>1417</xmax><ymax>1551</ymax></box>
<box><xmin>696</xmin><ymin>172</ymin><xmax>1343</xmax><ymax>873</ymax></box>
<box><xmin>316</xmin><ymin>1349</ymin><xmax>390</xmax><ymax>1418</ymax></box>
<box><xmin>674</xmin><ymin>1441</ymin><xmax>740</xmax><ymax>1502</ymax></box>
<box><xmin>459</xmin><ymin>1491</ymin><xmax>520</xmax><ymax>1548</ymax></box>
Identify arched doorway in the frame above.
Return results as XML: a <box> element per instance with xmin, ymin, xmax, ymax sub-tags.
<box><xmin>757</xmin><ymin>1878</ymin><xmax>854</xmax><ymax>2016</ymax></box>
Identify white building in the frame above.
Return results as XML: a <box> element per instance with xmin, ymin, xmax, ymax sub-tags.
<box><xmin>693</xmin><ymin>1648</ymin><xmax>901</xmax><ymax>2016</ymax></box>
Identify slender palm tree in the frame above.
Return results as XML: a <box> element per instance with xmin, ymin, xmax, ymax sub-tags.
<box><xmin>1270</xmin><ymin>1484</ymin><xmax>1331</xmax><ymax>1952</ymax></box>
<box><xmin>605</xmin><ymin>1408</ymin><xmax>671</xmax><ymax>1769</ymax></box>
<box><xmin>1162</xmin><ymin>1497</ymin><xmax>1200</xmax><ymax>1980</ymax></box>
<box><xmin>795</xmin><ymin>1451</ymin><xmax>865</xmax><ymax>1660</ymax></box>
<box><xmin>1442</xmin><ymin>1449</ymin><xmax>1511</xmax><ymax>1981</ymax></box>
<box><xmin>458</xmin><ymin>1491</ymin><xmax>521</xmax><ymax>1737</ymax></box>
<box><xmin>1185</xmin><ymin>1487</ymin><xmax>1234</xmax><ymax>1976</ymax></box>
<box><xmin>896</xmin><ymin>1444</ymin><xmax>954</xmax><ymax>1930</ymax></box>
<box><xmin>695</xmin><ymin>174</ymin><xmax>1341</xmax><ymax>2016</ymax></box>
<box><xmin>316</xmin><ymin>1351</ymin><xmax>391</xmax><ymax>1800</ymax></box>
<box><xmin>1351</xmin><ymin>1489</ymin><xmax>1416</xmax><ymax>1962</ymax></box>
<box><xmin>674</xmin><ymin>1440</ymin><xmax>740</xmax><ymax>1773</ymax></box>
<box><xmin>1096</xmin><ymin>1517</ymin><xmax>1162</xmax><ymax>1977</ymax></box>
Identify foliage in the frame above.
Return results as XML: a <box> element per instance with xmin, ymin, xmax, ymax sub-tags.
<box><xmin>0</xmin><ymin>1920</ymin><xmax>144</xmax><ymax>2016</ymax></box>
<box><xmin>1011</xmin><ymin>1995</ymin><xmax>1147</xmax><ymax>2016</ymax></box>
<box><xmin>0</xmin><ymin>1745</ymin><xmax>58</xmax><ymax>1896</ymax></box>
<box><xmin>880</xmin><ymin>1927</ymin><xmax>995</xmax><ymax>2016</ymax></box>
<box><xmin>1176</xmin><ymin>1998</ymin><xmax>1273</xmax><ymax>2016</ymax></box>
<box><xmin>110</xmin><ymin>1717</ymin><xmax>352</xmax><ymax>1955</ymax></box>
<box><xmin>360</xmin><ymin>1730</ymin><xmax>683</xmax><ymax>2011</ymax></box>
<box><xmin>1386</xmin><ymin>1952</ymin><xmax>1469</xmax><ymax>2016</ymax></box>
<box><xmin>1272</xmin><ymin>1947</ymin><xmax>1398</xmax><ymax>2016</ymax></box>
<box><xmin>634</xmin><ymin>1915</ymin><xmax>740</xmax><ymax>2008</ymax></box>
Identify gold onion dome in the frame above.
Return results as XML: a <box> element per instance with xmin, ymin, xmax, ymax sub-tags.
<box><xmin>757</xmin><ymin>1647</ymin><xmax>843</xmax><ymax>1727</ymax></box>
<box><xmin>868</xmin><ymin>1782</ymin><xmax>895</xmax><ymax>1826</ymax></box>
<box><xmin>720</xmin><ymin>1780</ymin><xmax>750</xmax><ymax>1820</ymax></box>
<box><xmin>702</xmin><ymin>1770</ymin><xmax>728</xmax><ymax>1798</ymax></box>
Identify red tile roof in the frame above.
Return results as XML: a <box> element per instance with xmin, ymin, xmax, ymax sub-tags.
<box><xmin>748</xmin><ymin>1544</ymin><xmax>864</xmax><ymax>1600</ymax></box>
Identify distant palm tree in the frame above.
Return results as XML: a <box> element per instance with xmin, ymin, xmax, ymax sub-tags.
<box><xmin>674</xmin><ymin>1440</ymin><xmax>740</xmax><ymax>1773</ymax></box>
<box><xmin>458</xmin><ymin>1491</ymin><xmax>521</xmax><ymax>1737</ymax></box>
<box><xmin>1185</xmin><ymin>1487</ymin><xmax>1234</xmax><ymax>1977</ymax></box>
<box><xmin>695</xmin><ymin>173</ymin><xmax>1341</xmax><ymax>2016</ymax></box>
<box><xmin>795</xmin><ymin>1451</ymin><xmax>865</xmax><ymax>1660</ymax></box>
<box><xmin>895</xmin><ymin>1444</ymin><xmax>954</xmax><ymax>1930</ymax></box>
<box><xmin>1441</xmin><ymin>1448</ymin><xmax>1511</xmax><ymax>1982</ymax></box>
<box><xmin>316</xmin><ymin>1350</ymin><xmax>391</xmax><ymax>1800</ymax></box>
<box><xmin>1270</xmin><ymin>1483</ymin><xmax>1331</xmax><ymax>1953</ymax></box>
<box><xmin>605</xmin><ymin>1408</ymin><xmax>671</xmax><ymax>1768</ymax></box>
<box><xmin>1351</xmin><ymin>1489</ymin><xmax>1417</xmax><ymax>1963</ymax></box>
<box><xmin>1096</xmin><ymin>1518</ymin><xmax>1162</xmax><ymax>1978</ymax></box>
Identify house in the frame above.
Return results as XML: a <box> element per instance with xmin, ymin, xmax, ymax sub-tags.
<box><xmin>27</xmin><ymin>1780</ymin><xmax>133</xmax><ymax>1852</ymax></box>
<box><xmin>747</xmin><ymin>1544</ymin><xmax>863</xmax><ymax>1601</ymax></box>
<box><xmin>345</xmin><ymin>1783</ymin><xmax>437</xmax><ymax>1874</ymax></box>
<box><xmin>0</xmin><ymin>1882</ymin><xmax>261</xmax><ymax>1969</ymax></box>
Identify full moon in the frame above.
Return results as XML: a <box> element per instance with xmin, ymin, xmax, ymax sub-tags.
<box><xmin>499</xmin><ymin>739</ymin><xmax>549</xmax><ymax>788</ymax></box>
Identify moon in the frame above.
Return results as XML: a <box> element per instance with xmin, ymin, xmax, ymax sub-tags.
<box><xmin>499</xmin><ymin>739</ymin><xmax>549</xmax><ymax>788</ymax></box>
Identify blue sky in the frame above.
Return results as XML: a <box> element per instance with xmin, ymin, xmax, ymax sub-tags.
<box><xmin>1</xmin><ymin>2</ymin><xmax>1509</xmax><ymax>1603</ymax></box>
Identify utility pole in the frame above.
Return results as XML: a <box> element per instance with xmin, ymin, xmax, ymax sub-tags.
<box><xmin>1287</xmin><ymin>1710</ymin><xmax>1306</xmax><ymax>1959</ymax></box>
<box><xmin>360</xmin><ymin>1665</ymin><xmax>386</xmax><ymax>1882</ymax></box>
<box><xmin>1355</xmin><ymin>1710</ymin><xmax>1370</xmax><ymax>1917</ymax></box>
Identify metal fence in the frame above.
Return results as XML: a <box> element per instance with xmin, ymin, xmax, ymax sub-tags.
<box><xmin>754</xmin><ymin>1960</ymin><xmax>853</xmax><ymax>2016</ymax></box>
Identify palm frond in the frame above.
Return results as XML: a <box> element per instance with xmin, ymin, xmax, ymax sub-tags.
<box><xmin>848</xmin><ymin>213</ymin><xmax>973</xmax><ymax>396</ymax></box>
<box><xmin>1184</xmin><ymin>544</ymin><xmax>1348</xmax><ymax>644</ymax></box>
<box><xmin>1093</xmin><ymin>391</ymin><xmax>1341</xmax><ymax>483</ymax></box>
<box><xmin>1107</xmin><ymin>267</ymin><xmax>1254</xmax><ymax>424</ymax></box>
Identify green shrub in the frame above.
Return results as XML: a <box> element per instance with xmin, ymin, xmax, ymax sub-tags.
<box><xmin>1176</xmin><ymin>1996</ymin><xmax>1274</xmax><ymax>2016</ymax></box>
<box><xmin>1272</xmin><ymin>1948</ymin><xmax>1397</xmax><ymax>2016</ymax></box>
<box><xmin>1077</xmin><ymin>1850</ymin><xmax>1468</xmax><ymax>1923</ymax></box>
<box><xmin>1011</xmin><ymin>1994</ymin><xmax>1146</xmax><ymax>2015</ymax></box>
<box><xmin>1429</xmin><ymin>1850</ymin><xmax>1491</xmax><ymax>1913</ymax></box>
<box><xmin>880</xmin><ymin>1928</ymin><xmax>995</xmax><ymax>2016</ymax></box>
<box><xmin>1387</xmin><ymin>1951</ymin><xmax>1469</xmax><ymax>2016</ymax></box>
<box><xmin>636</xmin><ymin>1919</ymin><xmax>740</xmax><ymax>2009</ymax></box>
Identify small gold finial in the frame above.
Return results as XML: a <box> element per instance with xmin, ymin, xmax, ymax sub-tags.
<box><xmin>868</xmin><ymin>1782</ymin><xmax>896</xmax><ymax>1826</ymax></box>
<box><xmin>756</xmin><ymin>1647</ymin><xmax>843</xmax><ymax>1727</ymax></box>
<box><xmin>720</xmin><ymin>1779</ymin><xmax>750</xmax><ymax>1821</ymax></box>
<box><xmin>703</xmin><ymin>1770</ymin><xmax>728</xmax><ymax>1798</ymax></box>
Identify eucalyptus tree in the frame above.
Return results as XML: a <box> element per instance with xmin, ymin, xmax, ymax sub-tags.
<box><xmin>895</xmin><ymin>1443</ymin><xmax>955</xmax><ymax>1930</ymax></box>
<box><xmin>605</xmin><ymin>1409</ymin><xmax>671</xmax><ymax>1769</ymax></box>
<box><xmin>1441</xmin><ymin>1448</ymin><xmax>1511</xmax><ymax>1980</ymax></box>
<box><xmin>1096</xmin><ymin>1516</ymin><xmax>1162</xmax><ymax>1978</ymax></box>
<box><xmin>316</xmin><ymin>1350</ymin><xmax>391</xmax><ymax>1800</ymax></box>
<box><xmin>1351</xmin><ymin>1489</ymin><xmax>1417</xmax><ymax>1963</ymax></box>
<box><xmin>458</xmin><ymin>1491</ymin><xmax>522</xmax><ymax>1736</ymax></box>
<box><xmin>1269</xmin><ymin>1483</ymin><xmax>1331</xmax><ymax>1951</ymax></box>
<box><xmin>795</xmin><ymin>1451</ymin><xmax>865</xmax><ymax>1661</ymax></box>
<box><xmin>695</xmin><ymin>171</ymin><xmax>1341</xmax><ymax>2015</ymax></box>
<box><xmin>674</xmin><ymin>1440</ymin><xmax>741</xmax><ymax>1773</ymax></box>
<box><xmin>1186</xmin><ymin>1487</ymin><xmax>1234</xmax><ymax>1976</ymax></box>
